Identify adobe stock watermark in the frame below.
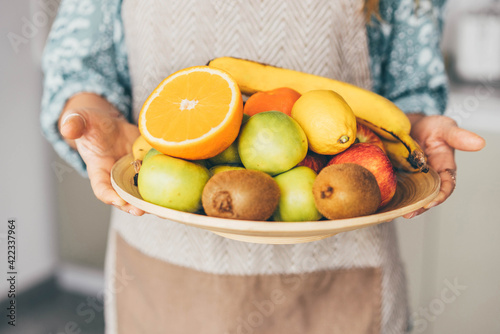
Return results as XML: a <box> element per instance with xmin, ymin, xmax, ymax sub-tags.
<box><xmin>446</xmin><ymin>73</ymin><xmax>497</xmax><ymax>126</ymax></box>
<box><xmin>224</xmin><ymin>289</ymin><xmax>286</xmax><ymax>334</ymax></box>
<box><xmin>6</xmin><ymin>0</ymin><xmax>61</xmax><ymax>54</ymax></box>
<box><xmin>48</xmin><ymin>266</ymin><xmax>134</xmax><ymax>334</ymax></box>
<box><xmin>51</xmin><ymin>160</ymin><xmax>74</xmax><ymax>183</ymax></box>
<box><xmin>411</xmin><ymin>277</ymin><xmax>467</xmax><ymax>333</ymax></box>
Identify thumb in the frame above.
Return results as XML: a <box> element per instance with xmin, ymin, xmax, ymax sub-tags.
<box><xmin>445</xmin><ymin>126</ymin><xmax>486</xmax><ymax>152</ymax></box>
<box><xmin>60</xmin><ymin>112</ymin><xmax>87</xmax><ymax>140</ymax></box>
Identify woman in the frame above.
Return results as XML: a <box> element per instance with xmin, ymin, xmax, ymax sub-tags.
<box><xmin>41</xmin><ymin>0</ymin><xmax>485</xmax><ymax>333</ymax></box>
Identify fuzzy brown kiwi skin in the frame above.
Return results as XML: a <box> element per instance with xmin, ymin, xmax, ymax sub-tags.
<box><xmin>312</xmin><ymin>164</ymin><xmax>381</xmax><ymax>220</ymax></box>
<box><xmin>202</xmin><ymin>169</ymin><xmax>280</xmax><ymax>221</ymax></box>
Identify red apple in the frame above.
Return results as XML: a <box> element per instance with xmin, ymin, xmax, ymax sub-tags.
<box><xmin>356</xmin><ymin>123</ymin><xmax>386</xmax><ymax>153</ymax></box>
<box><xmin>297</xmin><ymin>151</ymin><xmax>329</xmax><ymax>174</ymax></box>
<box><xmin>327</xmin><ymin>143</ymin><xmax>397</xmax><ymax>208</ymax></box>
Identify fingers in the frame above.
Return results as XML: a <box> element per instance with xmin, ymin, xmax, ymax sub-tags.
<box><xmin>87</xmin><ymin>162</ymin><xmax>145</xmax><ymax>216</ymax></box>
<box><xmin>403</xmin><ymin>115</ymin><xmax>483</xmax><ymax>219</ymax></box>
<box><xmin>403</xmin><ymin>207</ymin><xmax>427</xmax><ymax>219</ymax></box>
<box><xmin>60</xmin><ymin>112</ymin><xmax>87</xmax><ymax>140</ymax></box>
<box><xmin>404</xmin><ymin>143</ymin><xmax>457</xmax><ymax>218</ymax></box>
<box><xmin>118</xmin><ymin>203</ymin><xmax>146</xmax><ymax>217</ymax></box>
<box><xmin>444</xmin><ymin>126</ymin><xmax>486</xmax><ymax>152</ymax></box>
<box><xmin>425</xmin><ymin>158</ymin><xmax>457</xmax><ymax>211</ymax></box>
<box><xmin>424</xmin><ymin>169</ymin><xmax>456</xmax><ymax>209</ymax></box>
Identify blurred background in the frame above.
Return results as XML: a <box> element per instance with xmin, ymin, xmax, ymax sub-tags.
<box><xmin>0</xmin><ymin>0</ymin><xmax>499</xmax><ymax>333</ymax></box>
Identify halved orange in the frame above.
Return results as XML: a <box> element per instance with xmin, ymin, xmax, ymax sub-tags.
<box><xmin>138</xmin><ymin>66</ymin><xmax>244</xmax><ymax>160</ymax></box>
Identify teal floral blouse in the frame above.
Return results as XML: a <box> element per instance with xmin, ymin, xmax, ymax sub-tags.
<box><xmin>41</xmin><ymin>0</ymin><xmax>448</xmax><ymax>175</ymax></box>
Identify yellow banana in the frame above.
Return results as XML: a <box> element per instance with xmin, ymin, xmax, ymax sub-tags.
<box><xmin>131</xmin><ymin>135</ymin><xmax>153</xmax><ymax>176</ymax></box>
<box><xmin>381</xmin><ymin>137</ymin><xmax>427</xmax><ymax>173</ymax></box>
<box><xmin>132</xmin><ymin>135</ymin><xmax>153</xmax><ymax>161</ymax></box>
<box><xmin>208</xmin><ymin>57</ymin><xmax>428</xmax><ymax>172</ymax></box>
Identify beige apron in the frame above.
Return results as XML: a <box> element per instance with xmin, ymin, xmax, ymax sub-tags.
<box><xmin>105</xmin><ymin>1</ymin><xmax>409</xmax><ymax>333</ymax></box>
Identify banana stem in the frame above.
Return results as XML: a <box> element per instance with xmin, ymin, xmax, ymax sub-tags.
<box><xmin>409</xmin><ymin>150</ymin><xmax>429</xmax><ymax>173</ymax></box>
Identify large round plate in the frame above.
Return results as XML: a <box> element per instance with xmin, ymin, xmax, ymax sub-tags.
<box><xmin>111</xmin><ymin>154</ymin><xmax>440</xmax><ymax>244</ymax></box>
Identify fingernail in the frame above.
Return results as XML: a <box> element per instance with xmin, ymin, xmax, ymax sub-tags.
<box><xmin>424</xmin><ymin>201</ymin><xmax>438</xmax><ymax>209</ymax></box>
<box><xmin>62</xmin><ymin>113</ymin><xmax>86</xmax><ymax>126</ymax></box>
<box><xmin>128</xmin><ymin>209</ymin><xmax>139</xmax><ymax>216</ymax></box>
<box><xmin>407</xmin><ymin>212</ymin><xmax>416</xmax><ymax>219</ymax></box>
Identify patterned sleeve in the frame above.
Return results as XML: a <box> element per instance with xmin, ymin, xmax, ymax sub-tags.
<box><xmin>41</xmin><ymin>0</ymin><xmax>130</xmax><ymax>175</ymax></box>
<box><xmin>368</xmin><ymin>0</ymin><xmax>448</xmax><ymax>115</ymax></box>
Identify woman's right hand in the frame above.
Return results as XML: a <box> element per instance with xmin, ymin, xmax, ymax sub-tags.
<box><xmin>59</xmin><ymin>93</ymin><xmax>145</xmax><ymax>216</ymax></box>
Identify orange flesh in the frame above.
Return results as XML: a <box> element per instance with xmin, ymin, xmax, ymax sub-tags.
<box><xmin>145</xmin><ymin>72</ymin><xmax>232</xmax><ymax>142</ymax></box>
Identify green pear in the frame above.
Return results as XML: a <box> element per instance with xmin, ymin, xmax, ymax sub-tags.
<box><xmin>208</xmin><ymin>141</ymin><xmax>241</xmax><ymax>166</ymax></box>
<box><xmin>272</xmin><ymin>166</ymin><xmax>322</xmax><ymax>222</ymax></box>
<box><xmin>143</xmin><ymin>148</ymin><xmax>163</xmax><ymax>162</ymax></box>
<box><xmin>238</xmin><ymin>111</ymin><xmax>308</xmax><ymax>176</ymax></box>
<box><xmin>209</xmin><ymin>165</ymin><xmax>245</xmax><ymax>175</ymax></box>
<box><xmin>138</xmin><ymin>153</ymin><xmax>211</xmax><ymax>213</ymax></box>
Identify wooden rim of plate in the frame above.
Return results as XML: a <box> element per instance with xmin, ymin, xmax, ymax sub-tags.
<box><xmin>111</xmin><ymin>154</ymin><xmax>440</xmax><ymax>244</ymax></box>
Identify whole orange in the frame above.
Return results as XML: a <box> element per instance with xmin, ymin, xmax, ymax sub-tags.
<box><xmin>243</xmin><ymin>87</ymin><xmax>301</xmax><ymax>116</ymax></box>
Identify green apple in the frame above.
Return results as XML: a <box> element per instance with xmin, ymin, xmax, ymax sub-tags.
<box><xmin>272</xmin><ymin>166</ymin><xmax>322</xmax><ymax>222</ymax></box>
<box><xmin>138</xmin><ymin>153</ymin><xmax>211</xmax><ymax>212</ymax></box>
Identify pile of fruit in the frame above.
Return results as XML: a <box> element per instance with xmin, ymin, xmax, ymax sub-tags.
<box><xmin>131</xmin><ymin>58</ymin><xmax>428</xmax><ymax>222</ymax></box>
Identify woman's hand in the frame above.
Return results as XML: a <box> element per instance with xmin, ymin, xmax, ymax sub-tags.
<box><xmin>403</xmin><ymin>114</ymin><xmax>485</xmax><ymax>219</ymax></box>
<box><xmin>59</xmin><ymin>93</ymin><xmax>145</xmax><ymax>216</ymax></box>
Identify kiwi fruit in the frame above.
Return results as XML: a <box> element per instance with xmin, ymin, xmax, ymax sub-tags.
<box><xmin>312</xmin><ymin>163</ymin><xmax>381</xmax><ymax>219</ymax></box>
<box><xmin>202</xmin><ymin>169</ymin><xmax>280</xmax><ymax>221</ymax></box>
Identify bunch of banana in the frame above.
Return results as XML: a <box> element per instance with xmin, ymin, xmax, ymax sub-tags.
<box><xmin>208</xmin><ymin>57</ymin><xmax>428</xmax><ymax>173</ymax></box>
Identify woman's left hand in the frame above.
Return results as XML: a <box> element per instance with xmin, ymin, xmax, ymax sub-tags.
<box><xmin>403</xmin><ymin>114</ymin><xmax>486</xmax><ymax>219</ymax></box>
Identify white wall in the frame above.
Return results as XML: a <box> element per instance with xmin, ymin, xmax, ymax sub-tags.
<box><xmin>0</xmin><ymin>0</ymin><xmax>59</xmax><ymax>297</ymax></box>
<box><xmin>442</xmin><ymin>0</ymin><xmax>492</xmax><ymax>53</ymax></box>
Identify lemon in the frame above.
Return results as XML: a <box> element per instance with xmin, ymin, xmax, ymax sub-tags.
<box><xmin>291</xmin><ymin>90</ymin><xmax>356</xmax><ymax>155</ymax></box>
